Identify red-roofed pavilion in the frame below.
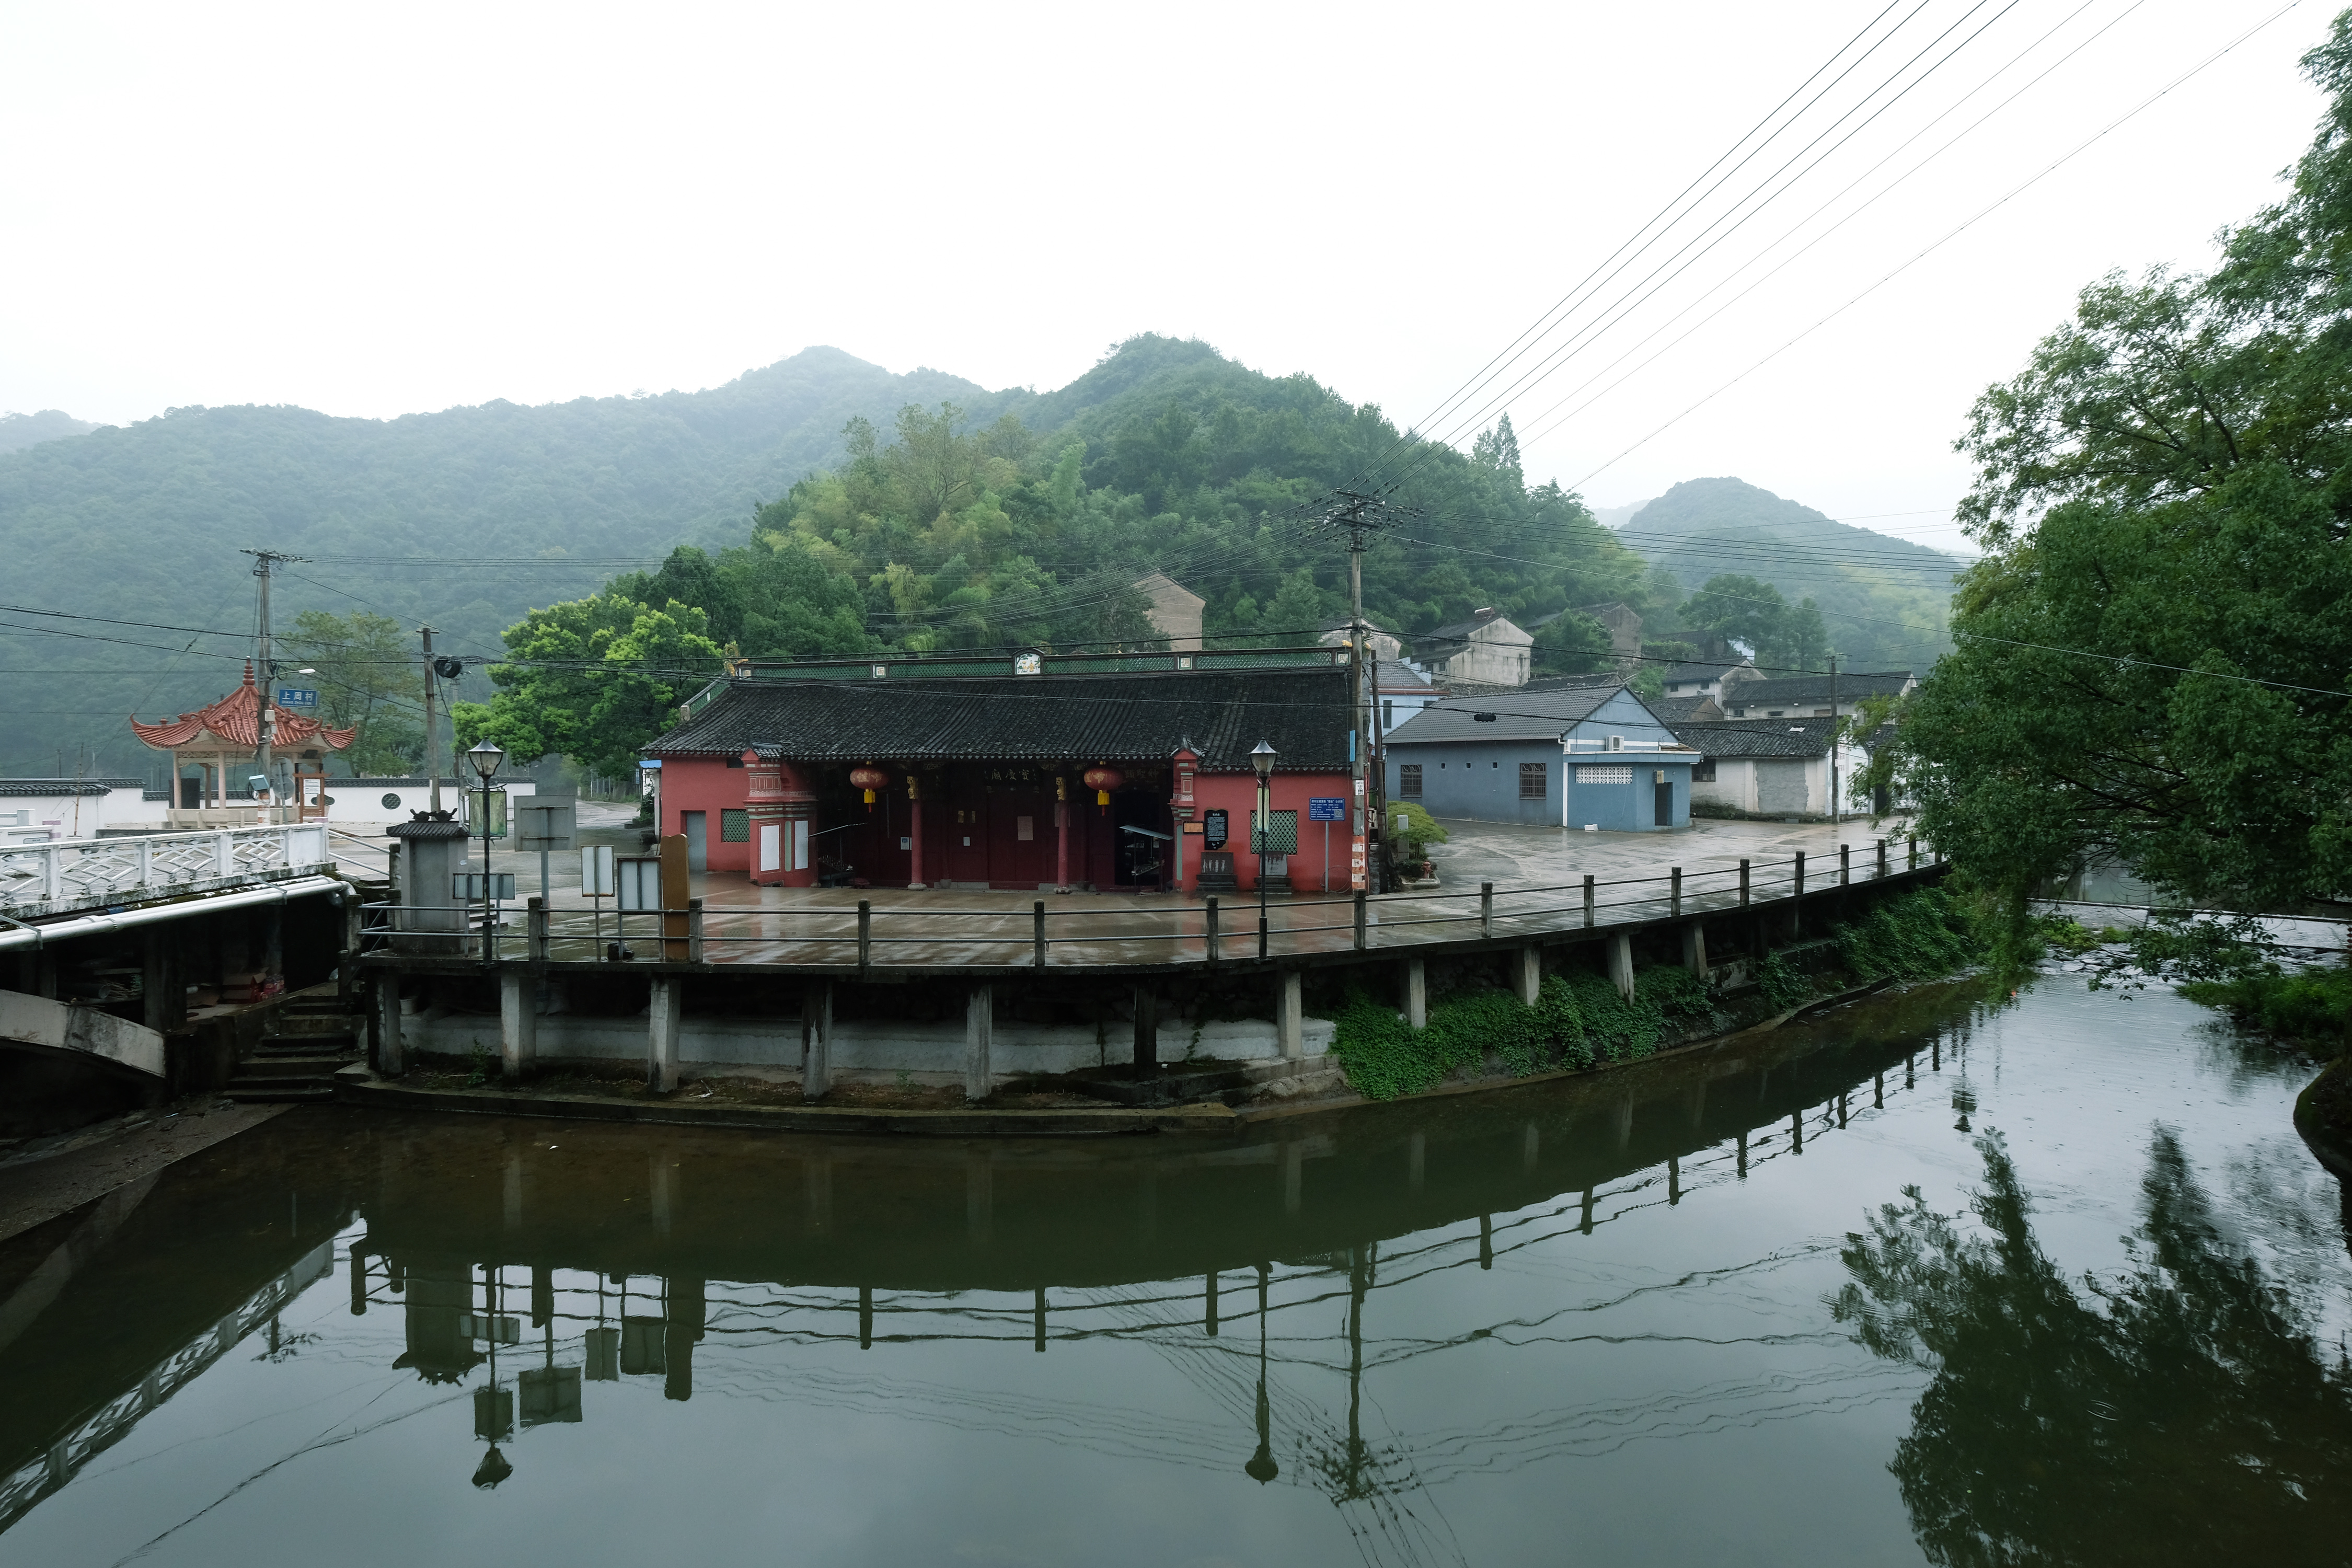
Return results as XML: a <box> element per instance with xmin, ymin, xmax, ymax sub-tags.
<box><xmin>131</xmin><ymin>663</ymin><xmax>357</xmax><ymax>826</ymax></box>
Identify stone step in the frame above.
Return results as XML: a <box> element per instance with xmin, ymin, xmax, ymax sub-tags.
<box><xmin>222</xmin><ymin>1079</ymin><xmax>337</xmax><ymax>1104</ymax></box>
<box><xmin>238</xmin><ymin>1053</ymin><xmax>354</xmax><ymax>1077</ymax></box>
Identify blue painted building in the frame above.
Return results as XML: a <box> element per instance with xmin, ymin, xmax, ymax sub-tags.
<box><xmin>1383</xmin><ymin>683</ymin><xmax>1694</xmax><ymax>830</ymax></box>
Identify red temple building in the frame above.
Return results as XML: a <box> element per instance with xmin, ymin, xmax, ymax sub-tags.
<box><xmin>643</xmin><ymin>651</ymin><xmax>1364</xmax><ymax>894</ymax></box>
<box><xmin>130</xmin><ymin>663</ymin><xmax>357</xmax><ymax>827</ymax></box>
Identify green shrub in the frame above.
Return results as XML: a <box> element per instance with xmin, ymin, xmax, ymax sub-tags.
<box><xmin>1839</xmin><ymin>886</ymin><xmax>1982</xmax><ymax>981</ymax></box>
<box><xmin>2179</xmin><ymin>965</ymin><xmax>2352</xmax><ymax>1052</ymax></box>
<box><xmin>1758</xmin><ymin>952</ymin><xmax>1812</xmax><ymax>1012</ymax></box>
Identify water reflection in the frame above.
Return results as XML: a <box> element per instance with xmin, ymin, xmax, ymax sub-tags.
<box><xmin>1</xmin><ymin>982</ymin><xmax>2345</xmax><ymax>1567</ymax></box>
<box><xmin>1836</xmin><ymin>1130</ymin><xmax>2352</xmax><ymax>1565</ymax></box>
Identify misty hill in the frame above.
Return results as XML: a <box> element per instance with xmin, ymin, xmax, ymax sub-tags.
<box><xmin>1617</xmin><ymin>477</ymin><xmax>1959</xmax><ymax>669</ymax></box>
<box><xmin>0</xmin><ymin>409</ymin><xmax>99</xmax><ymax>456</ymax></box>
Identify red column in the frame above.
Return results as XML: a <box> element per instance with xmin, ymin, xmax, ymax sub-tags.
<box><xmin>1054</xmin><ymin>774</ymin><xmax>1070</xmax><ymax>893</ymax></box>
<box><xmin>907</xmin><ymin>774</ymin><xmax>926</xmax><ymax>889</ymax></box>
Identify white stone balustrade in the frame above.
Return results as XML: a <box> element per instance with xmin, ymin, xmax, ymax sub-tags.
<box><xmin>0</xmin><ymin>823</ymin><xmax>332</xmax><ymax>918</ymax></box>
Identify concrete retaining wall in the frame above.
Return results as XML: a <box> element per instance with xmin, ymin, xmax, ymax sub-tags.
<box><xmin>399</xmin><ymin>1005</ymin><xmax>1336</xmax><ymax>1086</ymax></box>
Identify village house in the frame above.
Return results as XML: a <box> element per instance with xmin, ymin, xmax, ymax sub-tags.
<box><xmin>1658</xmin><ymin>656</ymin><xmax>1759</xmax><ymax>700</ymax></box>
<box><xmin>1671</xmin><ymin>717</ymin><xmax>1864</xmax><ymax>820</ymax></box>
<box><xmin>1419</xmin><ymin>608</ymin><xmax>1534</xmax><ymax>688</ymax></box>
<box><xmin>1718</xmin><ymin>670</ymin><xmax>1914</xmax><ymax>720</ymax></box>
<box><xmin>1383</xmin><ymin>684</ymin><xmax>1693</xmax><ymax>831</ymax></box>
<box><xmin>1131</xmin><ymin>572</ymin><xmax>1205</xmax><ymax>650</ymax></box>
<box><xmin>643</xmin><ymin>649</ymin><xmax>1361</xmax><ymax>895</ymax></box>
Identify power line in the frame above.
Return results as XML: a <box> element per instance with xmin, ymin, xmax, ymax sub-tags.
<box><xmin>1567</xmin><ymin>0</ymin><xmax>2308</xmax><ymax>491</ymax></box>
<box><xmin>1386</xmin><ymin>0</ymin><xmax>2030</xmax><ymax>486</ymax></box>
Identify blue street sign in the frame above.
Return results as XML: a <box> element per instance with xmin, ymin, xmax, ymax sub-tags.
<box><xmin>1308</xmin><ymin>797</ymin><xmax>1346</xmax><ymax>822</ymax></box>
<box><xmin>275</xmin><ymin>687</ymin><xmax>318</xmax><ymax>709</ymax></box>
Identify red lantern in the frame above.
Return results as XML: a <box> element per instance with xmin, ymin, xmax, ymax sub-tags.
<box><xmin>1082</xmin><ymin>766</ymin><xmax>1123</xmax><ymax>813</ymax></box>
<box><xmin>849</xmin><ymin>765</ymin><xmax>889</xmax><ymax>811</ymax></box>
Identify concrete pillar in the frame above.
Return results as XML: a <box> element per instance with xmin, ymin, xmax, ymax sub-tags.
<box><xmin>648</xmin><ymin>975</ymin><xmax>682</xmax><ymax>1094</ymax></box>
<box><xmin>1681</xmin><ymin>921</ymin><xmax>1709</xmax><ymax>980</ymax></box>
<box><xmin>262</xmin><ymin>902</ymin><xmax>283</xmax><ymax>985</ymax></box>
<box><xmin>803</xmin><ymin>981</ymin><xmax>833</xmax><ymax>1101</ymax></box>
<box><xmin>143</xmin><ymin>926</ymin><xmax>183</xmax><ymax>1034</ymax></box>
<box><xmin>1133</xmin><ymin>984</ymin><xmax>1158</xmax><ymax>1074</ymax></box>
<box><xmin>375</xmin><ymin>976</ymin><xmax>405</xmax><ymax>1076</ymax></box>
<box><xmin>1403</xmin><ymin>957</ymin><xmax>1427</xmax><ymax>1030</ymax></box>
<box><xmin>1512</xmin><ymin>946</ymin><xmax>1540</xmax><ymax>1006</ymax></box>
<box><xmin>499</xmin><ymin>968</ymin><xmax>536</xmax><ymax>1081</ymax></box>
<box><xmin>1607</xmin><ymin>932</ymin><xmax>1634</xmax><ymax>1000</ymax></box>
<box><xmin>1276</xmin><ymin>970</ymin><xmax>1304</xmax><ymax>1059</ymax></box>
<box><xmin>964</xmin><ymin>984</ymin><xmax>993</xmax><ymax>1103</ymax></box>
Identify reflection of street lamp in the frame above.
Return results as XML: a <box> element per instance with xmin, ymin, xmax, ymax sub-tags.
<box><xmin>1250</xmin><ymin>740</ymin><xmax>1276</xmax><ymax>960</ymax></box>
<box><xmin>468</xmin><ymin>739</ymin><xmax>505</xmax><ymax>965</ymax></box>
<box><xmin>1247</xmin><ymin>1261</ymin><xmax>1278</xmax><ymax>1484</ymax></box>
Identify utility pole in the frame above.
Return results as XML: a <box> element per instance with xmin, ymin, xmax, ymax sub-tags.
<box><xmin>421</xmin><ymin>625</ymin><xmax>442</xmax><ymax>814</ymax></box>
<box><xmin>1828</xmin><ymin>653</ymin><xmax>1840</xmax><ymax>828</ymax></box>
<box><xmin>242</xmin><ymin>550</ymin><xmax>307</xmax><ymax>822</ymax></box>
<box><xmin>1305</xmin><ymin>489</ymin><xmax>1417</xmax><ymax>894</ymax></box>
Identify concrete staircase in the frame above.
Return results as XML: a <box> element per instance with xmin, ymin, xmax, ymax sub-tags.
<box><xmin>223</xmin><ymin>988</ymin><xmax>364</xmax><ymax>1104</ymax></box>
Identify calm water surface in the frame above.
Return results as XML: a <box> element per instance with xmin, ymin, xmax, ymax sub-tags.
<box><xmin>3</xmin><ymin>979</ymin><xmax>2348</xmax><ymax>1567</ymax></box>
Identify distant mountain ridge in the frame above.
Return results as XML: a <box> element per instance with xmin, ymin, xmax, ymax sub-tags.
<box><xmin>1617</xmin><ymin>477</ymin><xmax>1957</xmax><ymax>668</ymax></box>
<box><xmin>0</xmin><ymin>409</ymin><xmax>99</xmax><ymax>456</ymax></box>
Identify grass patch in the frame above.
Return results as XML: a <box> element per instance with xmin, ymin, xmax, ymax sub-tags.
<box><xmin>1329</xmin><ymin>966</ymin><xmax>1720</xmax><ymax>1101</ymax></box>
<box><xmin>2179</xmin><ymin>966</ymin><xmax>2352</xmax><ymax>1053</ymax></box>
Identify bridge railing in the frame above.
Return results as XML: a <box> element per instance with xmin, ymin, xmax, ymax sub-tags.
<box><xmin>360</xmin><ymin>836</ymin><xmax>1937</xmax><ymax>972</ymax></box>
<box><xmin>0</xmin><ymin>823</ymin><xmax>333</xmax><ymax>919</ymax></box>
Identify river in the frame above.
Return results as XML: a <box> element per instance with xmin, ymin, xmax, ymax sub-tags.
<box><xmin>2</xmin><ymin>977</ymin><xmax>2346</xmax><ymax>1567</ymax></box>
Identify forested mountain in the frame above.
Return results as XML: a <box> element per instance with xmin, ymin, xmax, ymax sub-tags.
<box><xmin>0</xmin><ymin>409</ymin><xmax>98</xmax><ymax>455</ymax></box>
<box><xmin>1612</xmin><ymin>477</ymin><xmax>1959</xmax><ymax>670</ymax></box>
<box><xmin>1</xmin><ymin>337</ymin><xmax>1951</xmax><ymax>780</ymax></box>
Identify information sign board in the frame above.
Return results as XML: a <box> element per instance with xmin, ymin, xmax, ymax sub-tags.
<box><xmin>1307</xmin><ymin>797</ymin><xmax>1345</xmax><ymax>821</ymax></box>
<box><xmin>275</xmin><ymin>687</ymin><xmax>318</xmax><ymax>710</ymax></box>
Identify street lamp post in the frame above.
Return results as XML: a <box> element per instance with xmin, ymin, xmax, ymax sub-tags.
<box><xmin>468</xmin><ymin>738</ymin><xmax>505</xmax><ymax>965</ymax></box>
<box><xmin>1250</xmin><ymin>740</ymin><xmax>1277</xmax><ymax>960</ymax></box>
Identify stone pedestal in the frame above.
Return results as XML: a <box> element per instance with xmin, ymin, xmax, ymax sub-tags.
<box><xmin>388</xmin><ymin>818</ymin><xmax>470</xmax><ymax>955</ymax></box>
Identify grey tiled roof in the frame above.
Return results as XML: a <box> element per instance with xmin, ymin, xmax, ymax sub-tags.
<box><xmin>1670</xmin><ymin>718</ymin><xmax>1834</xmax><ymax>758</ymax></box>
<box><xmin>0</xmin><ymin>778</ymin><xmax>143</xmax><ymax>797</ymax></box>
<box><xmin>648</xmin><ymin>668</ymin><xmax>1352</xmax><ymax>772</ymax></box>
<box><xmin>1720</xmin><ymin>671</ymin><xmax>1912</xmax><ymax>710</ymax></box>
<box><xmin>1647</xmin><ymin>695</ymin><xmax>1723</xmax><ymax>724</ymax></box>
<box><xmin>1662</xmin><ymin>660</ymin><xmax>1749</xmax><ymax>684</ymax></box>
<box><xmin>1383</xmin><ymin>683</ymin><xmax>1632</xmax><ymax>745</ymax></box>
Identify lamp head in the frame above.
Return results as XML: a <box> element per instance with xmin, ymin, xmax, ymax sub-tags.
<box><xmin>466</xmin><ymin>738</ymin><xmax>506</xmax><ymax>781</ymax></box>
<box><xmin>1249</xmin><ymin>740</ymin><xmax>1277</xmax><ymax>779</ymax></box>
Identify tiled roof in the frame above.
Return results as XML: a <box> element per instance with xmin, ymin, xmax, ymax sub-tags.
<box><xmin>1662</xmin><ymin>659</ymin><xmax>1749</xmax><ymax>684</ymax></box>
<box><xmin>1647</xmin><ymin>695</ymin><xmax>1723</xmax><ymax>724</ymax></box>
<box><xmin>1720</xmin><ymin>671</ymin><xmax>1912</xmax><ymax>710</ymax></box>
<box><xmin>129</xmin><ymin>663</ymin><xmax>358</xmax><ymax>751</ymax></box>
<box><xmin>1384</xmin><ymin>683</ymin><xmax>1631</xmax><ymax>745</ymax></box>
<box><xmin>647</xmin><ymin>667</ymin><xmax>1352</xmax><ymax>772</ymax></box>
<box><xmin>0</xmin><ymin>778</ymin><xmax>142</xmax><ymax>797</ymax></box>
<box><xmin>1670</xmin><ymin>718</ymin><xmax>1834</xmax><ymax>758</ymax></box>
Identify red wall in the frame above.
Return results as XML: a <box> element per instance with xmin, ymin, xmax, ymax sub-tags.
<box><xmin>1181</xmin><ymin>771</ymin><xmax>1358</xmax><ymax>893</ymax></box>
<box><xmin>657</xmin><ymin>759</ymin><xmax>750</xmax><ymax>872</ymax></box>
<box><xmin>655</xmin><ymin>758</ymin><xmax>1361</xmax><ymax>892</ymax></box>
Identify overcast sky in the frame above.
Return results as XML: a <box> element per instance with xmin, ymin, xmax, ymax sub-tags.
<box><xmin>0</xmin><ymin>1</ymin><xmax>2334</xmax><ymax>551</ymax></box>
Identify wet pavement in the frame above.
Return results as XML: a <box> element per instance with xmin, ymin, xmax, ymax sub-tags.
<box><xmin>354</xmin><ymin>812</ymin><xmax>1919</xmax><ymax>970</ymax></box>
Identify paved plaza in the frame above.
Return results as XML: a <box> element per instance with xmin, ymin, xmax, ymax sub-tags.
<box><xmin>333</xmin><ymin>805</ymin><xmax>1922</xmax><ymax>969</ymax></box>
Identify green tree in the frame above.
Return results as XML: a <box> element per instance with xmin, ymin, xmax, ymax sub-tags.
<box><xmin>1532</xmin><ymin>609</ymin><xmax>1615</xmax><ymax>676</ymax></box>
<box><xmin>1890</xmin><ymin>15</ymin><xmax>2352</xmax><ymax>917</ymax></box>
<box><xmin>276</xmin><ymin>609</ymin><xmax>423</xmax><ymax>776</ymax></box>
<box><xmin>1680</xmin><ymin>573</ymin><xmax>1786</xmax><ymax>656</ymax></box>
<box><xmin>451</xmin><ymin>594</ymin><xmax>725</xmax><ymax>777</ymax></box>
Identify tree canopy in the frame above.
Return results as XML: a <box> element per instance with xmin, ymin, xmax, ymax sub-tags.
<box><xmin>1886</xmin><ymin>14</ymin><xmax>2352</xmax><ymax>915</ymax></box>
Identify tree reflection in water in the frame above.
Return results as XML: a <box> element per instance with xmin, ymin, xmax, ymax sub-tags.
<box><xmin>1835</xmin><ymin>1131</ymin><xmax>2352</xmax><ymax>1566</ymax></box>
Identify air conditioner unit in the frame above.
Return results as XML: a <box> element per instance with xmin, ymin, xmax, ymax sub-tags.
<box><xmin>1605</xmin><ymin>734</ymin><xmax>1624</xmax><ymax>752</ymax></box>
